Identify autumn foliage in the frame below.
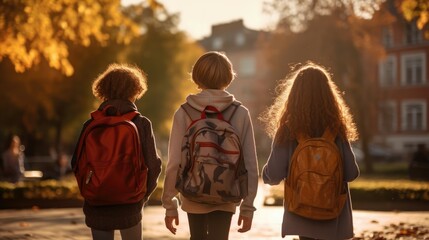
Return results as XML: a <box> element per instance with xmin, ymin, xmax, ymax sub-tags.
<box><xmin>0</xmin><ymin>0</ymin><xmax>202</xmax><ymax>156</ymax></box>
<box><xmin>0</xmin><ymin>0</ymin><xmax>139</xmax><ymax>76</ymax></box>
<box><xmin>401</xmin><ymin>0</ymin><xmax>429</xmax><ymax>38</ymax></box>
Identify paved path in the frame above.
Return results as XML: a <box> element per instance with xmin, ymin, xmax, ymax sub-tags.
<box><xmin>1</xmin><ymin>183</ymin><xmax>429</xmax><ymax>239</ymax></box>
<box><xmin>1</xmin><ymin>206</ymin><xmax>429</xmax><ymax>240</ymax></box>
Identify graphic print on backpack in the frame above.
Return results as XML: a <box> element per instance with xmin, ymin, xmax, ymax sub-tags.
<box><xmin>74</xmin><ymin>106</ymin><xmax>148</xmax><ymax>206</ymax></box>
<box><xmin>284</xmin><ymin>128</ymin><xmax>346</xmax><ymax>220</ymax></box>
<box><xmin>176</xmin><ymin>103</ymin><xmax>248</xmax><ymax>204</ymax></box>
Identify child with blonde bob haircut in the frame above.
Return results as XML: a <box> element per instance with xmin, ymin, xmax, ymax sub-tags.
<box><xmin>261</xmin><ymin>62</ymin><xmax>360</xmax><ymax>240</ymax></box>
<box><xmin>72</xmin><ymin>63</ymin><xmax>162</xmax><ymax>240</ymax></box>
<box><xmin>162</xmin><ymin>51</ymin><xmax>259</xmax><ymax>240</ymax></box>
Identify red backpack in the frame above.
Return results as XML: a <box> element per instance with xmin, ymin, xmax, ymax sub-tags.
<box><xmin>73</xmin><ymin>106</ymin><xmax>147</xmax><ymax>206</ymax></box>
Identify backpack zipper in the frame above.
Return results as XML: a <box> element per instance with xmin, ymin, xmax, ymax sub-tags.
<box><xmin>85</xmin><ymin>170</ymin><xmax>93</xmax><ymax>184</ymax></box>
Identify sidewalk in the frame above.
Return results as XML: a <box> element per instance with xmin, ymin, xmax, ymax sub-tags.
<box><xmin>1</xmin><ymin>206</ymin><xmax>429</xmax><ymax>240</ymax></box>
<box><xmin>1</xmin><ymin>182</ymin><xmax>429</xmax><ymax>239</ymax></box>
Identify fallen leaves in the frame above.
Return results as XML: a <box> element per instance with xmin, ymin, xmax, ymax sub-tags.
<box><xmin>354</xmin><ymin>222</ymin><xmax>429</xmax><ymax>240</ymax></box>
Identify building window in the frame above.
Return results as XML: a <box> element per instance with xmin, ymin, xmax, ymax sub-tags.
<box><xmin>405</xmin><ymin>22</ymin><xmax>423</xmax><ymax>45</ymax></box>
<box><xmin>212</xmin><ymin>37</ymin><xmax>223</xmax><ymax>50</ymax></box>
<box><xmin>238</xmin><ymin>56</ymin><xmax>255</xmax><ymax>77</ymax></box>
<box><xmin>379</xmin><ymin>55</ymin><xmax>396</xmax><ymax>87</ymax></box>
<box><xmin>382</xmin><ymin>26</ymin><xmax>393</xmax><ymax>47</ymax></box>
<box><xmin>235</xmin><ymin>33</ymin><xmax>246</xmax><ymax>46</ymax></box>
<box><xmin>401</xmin><ymin>52</ymin><xmax>426</xmax><ymax>86</ymax></box>
<box><xmin>379</xmin><ymin>101</ymin><xmax>397</xmax><ymax>133</ymax></box>
<box><xmin>401</xmin><ymin>100</ymin><xmax>427</xmax><ymax>131</ymax></box>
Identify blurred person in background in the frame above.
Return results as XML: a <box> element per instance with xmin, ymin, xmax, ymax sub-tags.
<box><xmin>44</xmin><ymin>152</ymin><xmax>73</xmax><ymax>180</ymax></box>
<box><xmin>55</xmin><ymin>152</ymin><xmax>73</xmax><ymax>179</ymax></box>
<box><xmin>2</xmin><ymin>134</ymin><xmax>25</xmax><ymax>183</ymax></box>
<box><xmin>409</xmin><ymin>143</ymin><xmax>429</xmax><ymax>181</ymax></box>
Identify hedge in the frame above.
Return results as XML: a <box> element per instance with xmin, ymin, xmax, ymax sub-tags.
<box><xmin>262</xmin><ymin>178</ymin><xmax>429</xmax><ymax>210</ymax></box>
<box><xmin>1</xmin><ymin>176</ymin><xmax>429</xmax><ymax>210</ymax></box>
<box><xmin>0</xmin><ymin>175</ymin><xmax>162</xmax><ymax>209</ymax></box>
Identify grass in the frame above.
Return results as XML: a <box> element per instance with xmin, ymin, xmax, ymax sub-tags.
<box><xmin>359</xmin><ymin>161</ymin><xmax>410</xmax><ymax>178</ymax></box>
<box><xmin>351</xmin><ymin>161</ymin><xmax>429</xmax><ymax>194</ymax></box>
<box><xmin>262</xmin><ymin>161</ymin><xmax>429</xmax><ymax>208</ymax></box>
<box><xmin>2</xmin><ymin>161</ymin><xmax>429</xmax><ymax>210</ymax></box>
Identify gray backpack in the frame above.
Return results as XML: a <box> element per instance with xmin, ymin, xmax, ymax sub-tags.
<box><xmin>175</xmin><ymin>102</ymin><xmax>248</xmax><ymax>204</ymax></box>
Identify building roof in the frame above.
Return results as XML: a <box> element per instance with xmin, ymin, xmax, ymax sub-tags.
<box><xmin>198</xmin><ymin>19</ymin><xmax>268</xmax><ymax>52</ymax></box>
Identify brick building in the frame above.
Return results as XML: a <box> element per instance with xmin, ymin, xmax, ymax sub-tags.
<box><xmin>195</xmin><ymin>7</ymin><xmax>429</xmax><ymax>159</ymax></box>
<box><xmin>373</xmin><ymin>2</ymin><xmax>429</xmax><ymax>155</ymax></box>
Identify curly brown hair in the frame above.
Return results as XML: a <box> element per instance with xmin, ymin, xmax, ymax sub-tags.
<box><xmin>261</xmin><ymin>62</ymin><xmax>358</xmax><ymax>142</ymax></box>
<box><xmin>92</xmin><ymin>63</ymin><xmax>147</xmax><ymax>101</ymax></box>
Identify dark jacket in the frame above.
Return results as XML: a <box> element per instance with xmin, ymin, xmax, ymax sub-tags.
<box><xmin>71</xmin><ymin>99</ymin><xmax>162</xmax><ymax>230</ymax></box>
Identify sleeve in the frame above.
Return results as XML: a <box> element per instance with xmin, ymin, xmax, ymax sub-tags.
<box><xmin>261</xmin><ymin>137</ymin><xmax>293</xmax><ymax>185</ymax></box>
<box><xmin>238</xmin><ymin>109</ymin><xmax>259</xmax><ymax>219</ymax></box>
<box><xmin>339</xmin><ymin>139</ymin><xmax>360</xmax><ymax>182</ymax></box>
<box><xmin>2</xmin><ymin>152</ymin><xmax>12</xmax><ymax>173</ymax></box>
<box><xmin>138</xmin><ymin>117</ymin><xmax>162</xmax><ymax>201</ymax></box>
<box><xmin>161</xmin><ymin>109</ymin><xmax>186</xmax><ymax>217</ymax></box>
<box><xmin>70</xmin><ymin>120</ymin><xmax>91</xmax><ymax>170</ymax></box>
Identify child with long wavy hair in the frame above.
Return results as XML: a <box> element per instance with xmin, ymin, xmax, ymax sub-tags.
<box><xmin>261</xmin><ymin>62</ymin><xmax>360</xmax><ymax>240</ymax></box>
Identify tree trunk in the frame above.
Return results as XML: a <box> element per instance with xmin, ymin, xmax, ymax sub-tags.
<box><xmin>361</xmin><ymin>131</ymin><xmax>374</xmax><ymax>173</ymax></box>
<box><xmin>54</xmin><ymin>119</ymin><xmax>63</xmax><ymax>157</ymax></box>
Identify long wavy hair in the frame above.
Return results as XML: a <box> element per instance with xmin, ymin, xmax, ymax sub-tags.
<box><xmin>261</xmin><ymin>62</ymin><xmax>358</xmax><ymax>143</ymax></box>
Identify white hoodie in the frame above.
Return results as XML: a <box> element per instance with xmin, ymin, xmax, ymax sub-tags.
<box><xmin>162</xmin><ymin>89</ymin><xmax>259</xmax><ymax>219</ymax></box>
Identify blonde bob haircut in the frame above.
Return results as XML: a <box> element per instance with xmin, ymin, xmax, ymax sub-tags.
<box><xmin>92</xmin><ymin>63</ymin><xmax>147</xmax><ymax>101</ymax></box>
<box><xmin>191</xmin><ymin>51</ymin><xmax>236</xmax><ymax>89</ymax></box>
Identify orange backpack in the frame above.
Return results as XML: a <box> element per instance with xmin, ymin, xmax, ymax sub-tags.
<box><xmin>284</xmin><ymin>128</ymin><xmax>346</xmax><ymax>220</ymax></box>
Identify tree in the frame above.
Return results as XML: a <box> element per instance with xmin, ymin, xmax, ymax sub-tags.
<box><xmin>263</xmin><ymin>0</ymin><xmax>388</xmax><ymax>173</ymax></box>
<box><xmin>0</xmin><ymin>41</ymin><xmax>119</xmax><ymax>156</ymax></box>
<box><xmin>0</xmin><ymin>0</ymin><xmax>149</xmax><ymax>76</ymax></box>
<box><xmin>0</xmin><ymin>1</ymin><xmax>203</xmax><ymax>158</ymax></box>
<box><xmin>121</xmin><ymin>5</ymin><xmax>203</xmax><ymax>140</ymax></box>
<box><xmin>264</xmin><ymin>0</ymin><xmax>385</xmax><ymax>32</ymax></box>
<box><xmin>401</xmin><ymin>0</ymin><xmax>429</xmax><ymax>38</ymax></box>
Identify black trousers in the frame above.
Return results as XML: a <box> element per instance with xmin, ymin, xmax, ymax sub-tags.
<box><xmin>300</xmin><ymin>237</ymin><xmax>318</xmax><ymax>240</ymax></box>
<box><xmin>187</xmin><ymin>210</ymin><xmax>233</xmax><ymax>240</ymax></box>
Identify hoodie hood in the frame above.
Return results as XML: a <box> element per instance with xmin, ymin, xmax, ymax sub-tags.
<box><xmin>186</xmin><ymin>89</ymin><xmax>235</xmax><ymax>112</ymax></box>
<box><xmin>98</xmin><ymin>99</ymin><xmax>138</xmax><ymax>115</ymax></box>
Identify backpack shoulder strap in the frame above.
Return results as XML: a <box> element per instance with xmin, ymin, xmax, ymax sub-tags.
<box><xmin>296</xmin><ymin>133</ymin><xmax>308</xmax><ymax>144</ymax></box>
<box><xmin>181</xmin><ymin>103</ymin><xmax>200</xmax><ymax>121</ymax></box>
<box><xmin>322</xmin><ymin>128</ymin><xmax>337</xmax><ymax>142</ymax></box>
<box><xmin>222</xmin><ymin>101</ymin><xmax>241</xmax><ymax>123</ymax></box>
<box><xmin>181</xmin><ymin>101</ymin><xmax>241</xmax><ymax>122</ymax></box>
<box><xmin>122</xmin><ymin>111</ymin><xmax>140</xmax><ymax>121</ymax></box>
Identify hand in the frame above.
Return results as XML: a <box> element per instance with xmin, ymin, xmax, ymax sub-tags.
<box><xmin>165</xmin><ymin>215</ymin><xmax>179</xmax><ymax>235</ymax></box>
<box><xmin>237</xmin><ymin>215</ymin><xmax>252</xmax><ymax>233</ymax></box>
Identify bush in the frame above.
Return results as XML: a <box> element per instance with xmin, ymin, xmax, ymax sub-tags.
<box><xmin>263</xmin><ymin>177</ymin><xmax>429</xmax><ymax>209</ymax></box>
<box><xmin>0</xmin><ymin>175</ymin><xmax>81</xmax><ymax>200</ymax></box>
<box><xmin>0</xmin><ymin>175</ymin><xmax>164</xmax><ymax>208</ymax></box>
<box><xmin>349</xmin><ymin>178</ymin><xmax>429</xmax><ymax>202</ymax></box>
